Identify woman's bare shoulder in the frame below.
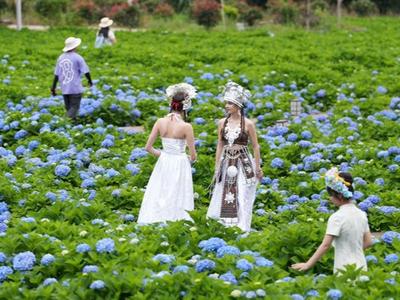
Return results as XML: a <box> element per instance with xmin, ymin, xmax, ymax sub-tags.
<box><xmin>244</xmin><ymin>117</ymin><xmax>255</xmax><ymax>126</ymax></box>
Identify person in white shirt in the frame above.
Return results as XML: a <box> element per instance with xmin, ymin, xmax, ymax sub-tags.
<box><xmin>95</xmin><ymin>17</ymin><xmax>116</xmax><ymax>48</ymax></box>
<box><xmin>292</xmin><ymin>167</ymin><xmax>373</xmax><ymax>274</ymax></box>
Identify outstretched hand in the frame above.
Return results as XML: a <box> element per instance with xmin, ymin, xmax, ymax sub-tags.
<box><xmin>291</xmin><ymin>262</ymin><xmax>311</xmax><ymax>272</ymax></box>
<box><xmin>50</xmin><ymin>88</ymin><xmax>56</xmax><ymax>96</ymax></box>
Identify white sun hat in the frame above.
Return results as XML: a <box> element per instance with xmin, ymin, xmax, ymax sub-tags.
<box><xmin>99</xmin><ymin>17</ymin><xmax>114</xmax><ymax>28</ymax></box>
<box><xmin>63</xmin><ymin>37</ymin><xmax>81</xmax><ymax>52</ymax></box>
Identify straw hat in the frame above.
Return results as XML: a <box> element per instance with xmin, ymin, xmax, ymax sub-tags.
<box><xmin>63</xmin><ymin>37</ymin><xmax>81</xmax><ymax>52</ymax></box>
<box><xmin>99</xmin><ymin>17</ymin><xmax>113</xmax><ymax>28</ymax></box>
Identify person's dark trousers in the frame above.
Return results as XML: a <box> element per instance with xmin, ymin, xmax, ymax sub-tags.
<box><xmin>63</xmin><ymin>94</ymin><xmax>82</xmax><ymax>121</ymax></box>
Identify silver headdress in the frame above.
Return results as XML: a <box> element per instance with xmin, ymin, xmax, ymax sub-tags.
<box><xmin>222</xmin><ymin>81</ymin><xmax>251</xmax><ymax>108</ymax></box>
<box><xmin>166</xmin><ymin>83</ymin><xmax>197</xmax><ymax>111</ymax></box>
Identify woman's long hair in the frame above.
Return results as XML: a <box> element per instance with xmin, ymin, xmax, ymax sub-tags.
<box><xmin>98</xmin><ymin>27</ymin><xmax>109</xmax><ymax>38</ymax></box>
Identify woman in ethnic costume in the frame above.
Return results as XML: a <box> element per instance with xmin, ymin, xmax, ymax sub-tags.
<box><xmin>207</xmin><ymin>81</ymin><xmax>263</xmax><ymax>232</ymax></box>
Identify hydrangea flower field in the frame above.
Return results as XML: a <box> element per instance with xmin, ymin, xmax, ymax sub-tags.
<box><xmin>0</xmin><ymin>18</ymin><xmax>399</xmax><ymax>298</ymax></box>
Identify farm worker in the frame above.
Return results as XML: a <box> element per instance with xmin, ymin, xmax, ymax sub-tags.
<box><xmin>51</xmin><ymin>37</ymin><xmax>92</xmax><ymax>122</ymax></box>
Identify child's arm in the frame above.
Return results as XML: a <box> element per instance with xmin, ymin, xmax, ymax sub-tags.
<box><xmin>363</xmin><ymin>231</ymin><xmax>373</xmax><ymax>249</ymax></box>
<box><xmin>291</xmin><ymin>234</ymin><xmax>334</xmax><ymax>271</ymax></box>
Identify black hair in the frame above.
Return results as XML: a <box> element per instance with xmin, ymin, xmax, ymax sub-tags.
<box><xmin>98</xmin><ymin>27</ymin><xmax>109</xmax><ymax>38</ymax></box>
<box><xmin>326</xmin><ymin>172</ymin><xmax>354</xmax><ymax>200</ymax></box>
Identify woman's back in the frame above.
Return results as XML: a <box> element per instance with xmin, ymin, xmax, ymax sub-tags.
<box><xmin>158</xmin><ymin>114</ymin><xmax>191</xmax><ymax>140</ymax></box>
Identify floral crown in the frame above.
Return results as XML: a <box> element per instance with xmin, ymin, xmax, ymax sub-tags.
<box><xmin>221</xmin><ymin>81</ymin><xmax>251</xmax><ymax>108</ymax></box>
<box><xmin>166</xmin><ymin>83</ymin><xmax>197</xmax><ymax>111</ymax></box>
<box><xmin>325</xmin><ymin>167</ymin><xmax>353</xmax><ymax>198</ymax></box>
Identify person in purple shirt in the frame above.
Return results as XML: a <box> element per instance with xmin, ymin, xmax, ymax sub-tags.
<box><xmin>51</xmin><ymin>37</ymin><xmax>93</xmax><ymax>121</ymax></box>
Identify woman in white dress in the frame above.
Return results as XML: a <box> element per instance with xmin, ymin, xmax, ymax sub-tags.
<box><xmin>207</xmin><ymin>81</ymin><xmax>263</xmax><ymax>232</ymax></box>
<box><xmin>137</xmin><ymin>83</ymin><xmax>197</xmax><ymax>224</ymax></box>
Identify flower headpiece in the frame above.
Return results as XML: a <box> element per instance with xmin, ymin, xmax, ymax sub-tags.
<box><xmin>166</xmin><ymin>83</ymin><xmax>197</xmax><ymax>111</ymax></box>
<box><xmin>222</xmin><ymin>81</ymin><xmax>251</xmax><ymax>108</ymax></box>
<box><xmin>325</xmin><ymin>167</ymin><xmax>353</xmax><ymax>198</ymax></box>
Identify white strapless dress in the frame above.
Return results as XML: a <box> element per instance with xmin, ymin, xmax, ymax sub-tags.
<box><xmin>137</xmin><ymin>138</ymin><xmax>194</xmax><ymax>223</ymax></box>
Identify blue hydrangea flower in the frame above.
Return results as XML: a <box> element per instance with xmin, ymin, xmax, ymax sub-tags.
<box><xmin>201</xmin><ymin>73</ymin><xmax>214</xmax><ymax>80</ymax></box>
<box><xmin>21</xmin><ymin>217</ymin><xmax>35</xmax><ymax>223</ymax></box>
<box><xmin>0</xmin><ymin>266</ymin><xmax>13</xmax><ymax>281</ymax></box>
<box><xmin>81</xmin><ymin>178</ymin><xmax>95</xmax><ymax>188</ymax></box>
<box><xmin>365</xmin><ymin>195</ymin><xmax>380</xmax><ymax>204</ymax></box>
<box><xmin>236</xmin><ymin>259</ymin><xmax>253</xmax><ymax>271</ymax></box>
<box><xmin>41</xmin><ymin>254</ymin><xmax>55</xmax><ymax>266</ymax></box>
<box><xmin>255</xmin><ymin>209</ymin><xmax>266</xmax><ymax>216</ymax></box>
<box><xmin>301</xmin><ymin>130</ymin><xmax>313</xmax><ymax>140</ymax></box>
<box><xmin>327</xmin><ymin>289</ymin><xmax>343</xmax><ymax>300</ymax></box>
<box><xmin>378</xmin><ymin>206</ymin><xmax>400</xmax><ymax>214</ymax></box>
<box><xmin>129</xmin><ymin>148</ymin><xmax>147</xmax><ymax>161</ymax></box>
<box><xmin>377</xmin><ymin>86</ymin><xmax>387</xmax><ymax>94</ymax></box>
<box><xmin>153</xmin><ymin>254</ymin><xmax>175</xmax><ymax>264</ymax></box>
<box><xmin>101</xmin><ymin>138</ymin><xmax>114</xmax><ymax>148</ymax></box>
<box><xmin>245</xmin><ymin>291</ymin><xmax>257</xmax><ymax>299</ymax></box>
<box><xmin>388</xmin><ymin>164</ymin><xmax>398</xmax><ymax>172</ymax></box>
<box><xmin>54</xmin><ymin>165</ymin><xmax>71</xmax><ymax>177</ymax></box>
<box><xmin>385</xmin><ymin>278</ymin><xmax>396</xmax><ymax>285</ymax></box>
<box><xmin>198</xmin><ymin>237</ymin><xmax>226</xmax><ymax>252</ymax></box>
<box><xmin>43</xmin><ymin>278</ymin><xmax>57</xmax><ymax>286</ymax></box>
<box><xmin>76</xmin><ymin>243</ymin><xmax>91</xmax><ymax>253</ymax></box>
<box><xmin>195</xmin><ymin>259</ymin><xmax>216</xmax><ymax>272</ymax></box>
<box><xmin>0</xmin><ymin>222</ymin><xmax>7</xmax><ymax>233</ymax></box>
<box><xmin>96</xmin><ymin>238</ymin><xmax>115</xmax><ymax>253</ymax></box>
<box><xmin>271</xmin><ymin>158</ymin><xmax>284</xmax><ymax>169</ymax></box>
<box><xmin>216</xmin><ymin>246</ymin><xmax>241</xmax><ymax>258</ymax></box>
<box><xmin>291</xmin><ymin>294</ymin><xmax>304</xmax><ymax>300</ymax></box>
<box><xmin>123</xmin><ymin>214</ymin><xmax>135</xmax><ymax>222</ymax></box>
<box><xmin>194</xmin><ymin>117</ymin><xmax>206</xmax><ymax>125</ymax></box>
<box><xmin>92</xmin><ymin>218</ymin><xmax>106</xmax><ymax>226</ymax></box>
<box><xmin>306</xmin><ymin>290</ymin><xmax>319</xmax><ymax>297</ymax></box>
<box><xmin>28</xmin><ymin>140</ymin><xmax>40</xmax><ymax>150</ymax></box>
<box><xmin>219</xmin><ymin>272</ymin><xmax>237</xmax><ymax>285</ymax></box>
<box><xmin>256</xmin><ymin>289</ymin><xmax>266</xmax><ymax>297</ymax></box>
<box><xmin>111</xmin><ymin>189</ymin><xmax>121</xmax><ymax>197</ymax></box>
<box><xmin>14</xmin><ymin>129</ymin><xmax>28</xmax><ymax>140</ymax></box>
<box><xmin>0</xmin><ymin>202</ymin><xmax>8</xmax><ymax>214</ymax></box>
<box><xmin>358</xmin><ymin>200</ymin><xmax>374</xmax><ymax>212</ymax></box>
<box><xmin>255</xmin><ymin>257</ymin><xmax>274</xmax><ymax>267</ymax></box>
<box><xmin>45</xmin><ymin>192</ymin><xmax>57</xmax><ymax>202</ymax></box>
<box><xmin>83</xmin><ymin>265</ymin><xmax>99</xmax><ymax>274</ymax></box>
<box><xmin>173</xmin><ymin>265</ymin><xmax>189</xmax><ymax>273</ymax></box>
<box><xmin>126</xmin><ymin>163</ymin><xmax>140</xmax><ymax>175</ymax></box>
<box><xmin>381</xmin><ymin>231</ymin><xmax>400</xmax><ymax>245</ymax></box>
<box><xmin>90</xmin><ymin>280</ymin><xmax>105</xmax><ymax>290</ymax></box>
<box><xmin>365</xmin><ymin>255</ymin><xmax>378</xmax><ymax>264</ymax></box>
<box><xmin>374</xmin><ymin>178</ymin><xmax>384</xmax><ymax>186</ymax></box>
<box><xmin>13</xmin><ymin>251</ymin><xmax>36</xmax><ymax>271</ymax></box>
<box><xmin>384</xmin><ymin>254</ymin><xmax>398</xmax><ymax>264</ymax></box>
<box><xmin>0</xmin><ymin>252</ymin><xmax>7</xmax><ymax>263</ymax></box>
<box><xmin>287</xmin><ymin>133</ymin><xmax>298</xmax><ymax>142</ymax></box>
